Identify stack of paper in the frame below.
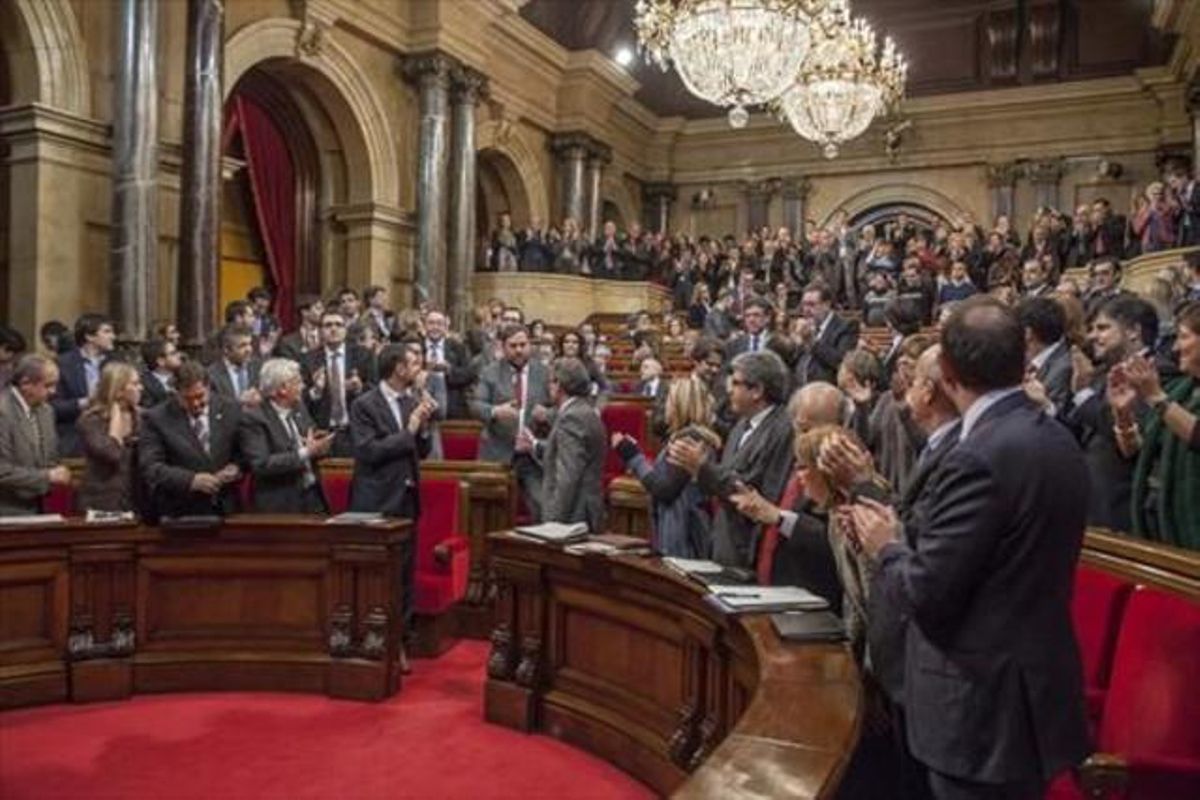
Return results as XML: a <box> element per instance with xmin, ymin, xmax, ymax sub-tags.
<box><xmin>325</xmin><ymin>512</ymin><xmax>386</xmax><ymax>525</ymax></box>
<box><xmin>662</xmin><ymin>557</ymin><xmax>754</xmax><ymax>587</ymax></box>
<box><xmin>707</xmin><ymin>585</ymin><xmax>830</xmax><ymax>613</ymax></box>
<box><xmin>0</xmin><ymin>514</ymin><xmax>66</xmax><ymax>527</ymax></box>
<box><xmin>513</xmin><ymin>522</ymin><xmax>589</xmax><ymax>544</ymax></box>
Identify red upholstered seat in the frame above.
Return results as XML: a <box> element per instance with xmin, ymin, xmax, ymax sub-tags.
<box><xmin>441</xmin><ymin>429</ymin><xmax>480</xmax><ymax>461</ymax></box>
<box><xmin>601</xmin><ymin>403</ymin><xmax>650</xmax><ymax>486</ymax></box>
<box><xmin>756</xmin><ymin>472</ymin><xmax>803</xmax><ymax>585</ymax></box>
<box><xmin>1051</xmin><ymin>586</ymin><xmax>1200</xmax><ymax>799</ymax></box>
<box><xmin>322</xmin><ymin>471</ymin><xmax>352</xmax><ymax>515</ymax></box>
<box><xmin>413</xmin><ymin>477</ymin><xmax>469</xmax><ymax>615</ymax></box>
<box><xmin>1071</xmin><ymin>566</ymin><xmax>1133</xmax><ymax>727</ymax></box>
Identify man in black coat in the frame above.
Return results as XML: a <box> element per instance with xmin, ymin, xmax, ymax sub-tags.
<box><xmin>1018</xmin><ymin>296</ymin><xmax>1073</xmax><ymax>414</ymax></box>
<box><xmin>139</xmin><ymin>337</ymin><xmax>181</xmax><ymax>409</ymax></box>
<box><xmin>139</xmin><ymin>361</ymin><xmax>247</xmax><ymax>521</ymax></box>
<box><xmin>793</xmin><ymin>282</ymin><xmax>858</xmax><ymax>387</ymax></box>
<box><xmin>242</xmin><ymin>358</ymin><xmax>333</xmax><ymax>514</ymax></box>
<box><xmin>303</xmin><ymin>310</ymin><xmax>377</xmax><ymax>456</ymax></box>
<box><xmin>207</xmin><ymin>324</ymin><xmax>263</xmax><ymax>407</ymax></box>
<box><xmin>850</xmin><ymin>297</ymin><xmax>1089</xmax><ymax>799</ymax></box>
<box><xmin>422</xmin><ymin>310</ymin><xmax>474</xmax><ymax>420</ymax></box>
<box><xmin>51</xmin><ymin>313</ymin><xmax>115</xmax><ymax>456</ymax></box>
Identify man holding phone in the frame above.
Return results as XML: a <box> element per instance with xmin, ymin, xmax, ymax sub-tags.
<box><xmin>243</xmin><ymin>358</ymin><xmax>334</xmax><ymax>513</ymax></box>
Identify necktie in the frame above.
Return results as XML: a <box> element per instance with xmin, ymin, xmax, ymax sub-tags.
<box><xmin>192</xmin><ymin>414</ymin><xmax>210</xmax><ymax>455</ymax></box>
<box><xmin>29</xmin><ymin>410</ymin><xmax>45</xmax><ymax>463</ymax></box>
<box><xmin>235</xmin><ymin>366</ymin><xmax>247</xmax><ymax>396</ymax></box>
<box><xmin>513</xmin><ymin>367</ymin><xmax>525</xmax><ymax>409</ymax></box>
<box><xmin>751</xmin><ymin>334</ymin><xmax>760</xmax><ymax>352</ymax></box>
<box><xmin>645</xmin><ymin>381</ymin><xmax>655</xmax><ymax>398</ymax></box>
<box><xmin>329</xmin><ymin>353</ymin><xmax>346</xmax><ymax>425</ymax></box>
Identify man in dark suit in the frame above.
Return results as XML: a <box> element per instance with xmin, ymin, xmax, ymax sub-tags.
<box><xmin>850</xmin><ymin>297</ymin><xmax>1089</xmax><ymax>799</ymax></box>
<box><xmin>247</xmin><ymin>286</ymin><xmax>281</xmax><ymax>343</ymax></box>
<box><xmin>532</xmin><ymin>357</ymin><xmax>606</xmax><ymax>533</ymax></box>
<box><xmin>1087</xmin><ymin>198</ymin><xmax>1127</xmax><ymax>261</ymax></box>
<box><xmin>303</xmin><ymin>310</ymin><xmax>376</xmax><ymax>457</ymax></box>
<box><xmin>276</xmin><ymin>298</ymin><xmax>324</xmax><ymax>363</ymax></box>
<box><xmin>139</xmin><ymin>337</ymin><xmax>181</xmax><ymax>409</ymax></box>
<box><xmin>0</xmin><ymin>355</ymin><xmax>73</xmax><ymax>515</ymax></box>
<box><xmin>51</xmin><ymin>313</ymin><xmax>115</xmax><ymax>456</ymax></box>
<box><xmin>724</xmin><ymin>296</ymin><xmax>775</xmax><ymax>361</ymax></box>
<box><xmin>1018</xmin><ymin>296</ymin><xmax>1073</xmax><ymax>414</ymax></box>
<box><xmin>207</xmin><ymin>325</ymin><xmax>262</xmax><ymax>408</ymax></box>
<box><xmin>669</xmin><ymin>351</ymin><xmax>795</xmax><ymax>568</ymax></box>
<box><xmin>361</xmin><ymin>285</ymin><xmax>394</xmax><ymax>342</ymax></box>
<box><xmin>242</xmin><ymin>358</ymin><xmax>333</xmax><ymax>513</ymax></box>
<box><xmin>423</xmin><ymin>310</ymin><xmax>474</xmax><ymax>419</ymax></box>
<box><xmin>1081</xmin><ymin>259</ymin><xmax>1129</xmax><ymax>319</ymax></box>
<box><xmin>139</xmin><ymin>361</ymin><xmax>247</xmax><ymax>520</ymax></box>
<box><xmin>794</xmin><ymin>283</ymin><xmax>858</xmax><ymax>387</ymax></box>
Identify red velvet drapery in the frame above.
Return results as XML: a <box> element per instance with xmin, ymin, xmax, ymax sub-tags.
<box><xmin>222</xmin><ymin>94</ymin><xmax>296</xmax><ymax>331</ymax></box>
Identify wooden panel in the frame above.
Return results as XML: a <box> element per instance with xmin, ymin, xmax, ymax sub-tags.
<box><xmin>0</xmin><ymin>557</ymin><xmax>68</xmax><ymax>665</ymax></box>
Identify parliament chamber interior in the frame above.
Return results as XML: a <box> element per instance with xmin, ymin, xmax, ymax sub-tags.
<box><xmin>2</xmin><ymin>1</ymin><xmax>1200</xmax><ymax>799</ymax></box>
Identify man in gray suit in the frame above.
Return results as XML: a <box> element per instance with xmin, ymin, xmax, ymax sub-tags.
<box><xmin>207</xmin><ymin>324</ymin><xmax>262</xmax><ymax>408</ymax></box>
<box><xmin>470</xmin><ymin>323</ymin><xmax>554</xmax><ymax>520</ymax></box>
<box><xmin>669</xmin><ymin>351</ymin><xmax>794</xmax><ymax>567</ymax></box>
<box><xmin>533</xmin><ymin>357</ymin><xmax>605</xmax><ymax>533</ymax></box>
<box><xmin>0</xmin><ymin>355</ymin><xmax>73</xmax><ymax>515</ymax></box>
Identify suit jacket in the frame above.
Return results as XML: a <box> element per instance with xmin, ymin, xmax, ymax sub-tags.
<box><xmin>539</xmin><ymin>398</ymin><xmax>606</xmax><ymax>533</ymax></box>
<box><xmin>771</xmin><ymin>497</ymin><xmax>843</xmax><ymax>615</ymax></box>
<box><xmin>0</xmin><ymin>388</ymin><xmax>57</xmax><ymax>515</ymax></box>
<box><xmin>139</xmin><ymin>395</ymin><xmax>246</xmax><ymax>520</ymax></box>
<box><xmin>302</xmin><ymin>345</ymin><xmax>377</xmax><ymax>429</ymax></box>
<box><xmin>139</xmin><ymin>369</ymin><xmax>173</xmax><ymax>409</ymax></box>
<box><xmin>424</xmin><ymin>336</ymin><xmax>475</xmax><ymax>420</ymax></box>
<box><xmin>1062</xmin><ymin>373</ymin><xmax>1140</xmax><ymax>532</ymax></box>
<box><xmin>275</xmin><ymin>327</ymin><xmax>320</xmax><ymax>363</ymax></box>
<box><xmin>470</xmin><ymin>359</ymin><xmax>553</xmax><ymax>463</ymax></box>
<box><xmin>348</xmin><ymin>387</ymin><xmax>431</xmax><ymax>518</ymax></box>
<box><xmin>207</xmin><ymin>359</ymin><xmax>262</xmax><ymax>402</ymax></box>
<box><xmin>795</xmin><ymin>314</ymin><xmax>858</xmax><ymax>387</ymax></box>
<box><xmin>1035</xmin><ymin>341</ymin><xmax>1073</xmax><ymax>414</ymax></box>
<box><xmin>698</xmin><ymin>405</ymin><xmax>795</xmax><ymax>568</ymax></box>
<box><xmin>723</xmin><ymin>331</ymin><xmax>773</xmax><ymax>362</ymax></box>
<box><xmin>241</xmin><ymin>403</ymin><xmax>327</xmax><ymax>514</ymax></box>
<box><xmin>873</xmin><ymin>393</ymin><xmax>1089</xmax><ymax>783</ymax></box>
<box><xmin>52</xmin><ymin>348</ymin><xmax>106</xmax><ymax>456</ymax></box>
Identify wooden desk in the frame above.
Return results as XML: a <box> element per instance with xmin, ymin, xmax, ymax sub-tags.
<box><xmin>483</xmin><ymin>533</ymin><xmax>862</xmax><ymax>798</ymax></box>
<box><xmin>0</xmin><ymin>515</ymin><xmax>410</xmax><ymax>709</ymax></box>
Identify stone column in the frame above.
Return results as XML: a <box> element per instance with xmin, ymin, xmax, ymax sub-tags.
<box><xmin>584</xmin><ymin>143</ymin><xmax>611</xmax><ymax>239</ymax></box>
<box><xmin>176</xmin><ymin>0</ymin><xmax>224</xmax><ymax>345</ymax></box>
<box><xmin>781</xmin><ymin>177</ymin><xmax>811</xmax><ymax>239</ymax></box>
<box><xmin>1189</xmin><ymin>81</ymin><xmax>1200</xmax><ymax>174</ymax></box>
<box><xmin>1027</xmin><ymin>159</ymin><xmax>1064</xmax><ymax>213</ymax></box>
<box><xmin>447</xmin><ymin>65</ymin><xmax>486</xmax><ymax>331</ymax></box>
<box><xmin>402</xmin><ymin>52</ymin><xmax>455</xmax><ymax>309</ymax></box>
<box><xmin>986</xmin><ymin>162</ymin><xmax>1020</xmax><ymax>224</ymax></box>
<box><xmin>109</xmin><ymin>0</ymin><xmax>158</xmax><ymax>342</ymax></box>
<box><xmin>550</xmin><ymin>133</ymin><xmax>589</xmax><ymax>228</ymax></box>
<box><xmin>745</xmin><ymin>178</ymin><xmax>780</xmax><ymax>234</ymax></box>
<box><xmin>642</xmin><ymin>183</ymin><xmax>676</xmax><ymax>234</ymax></box>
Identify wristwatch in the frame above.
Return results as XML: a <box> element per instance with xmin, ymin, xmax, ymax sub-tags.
<box><xmin>1151</xmin><ymin>395</ymin><xmax>1172</xmax><ymax>416</ymax></box>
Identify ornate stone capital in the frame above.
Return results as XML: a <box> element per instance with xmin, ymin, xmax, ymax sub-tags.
<box><xmin>549</xmin><ymin>131</ymin><xmax>594</xmax><ymax>161</ymax></box>
<box><xmin>586</xmin><ymin>142</ymin><xmax>612</xmax><ymax>167</ymax></box>
<box><xmin>643</xmin><ymin>182</ymin><xmax>677</xmax><ymax>203</ymax></box>
<box><xmin>400</xmin><ymin>50</ymin><xmax>457</xmax><ymax>91</ymax></box>
<box><xmin>781</xmin><ymin>176</ymin><xmax>811</xmax><ymax>200</ymax></box>
<box><xmin>1155</xmin><ymin>145</ymin><xmax>1192</xmax><ymax>175</ymax></box>
<box><xmin>1026</xmin><ymin>159</ymin><xmax>1064</xmax><ymax>185</ymax></box>
<box><xmin>985</xmin><ymin>162</ymin><xmax>1021</xmax><ymax>188</ymax></box>
<box><xmin>451</xmin><ymin>65</ymin><xmax>489</xmax><ymax>105</ymax></box>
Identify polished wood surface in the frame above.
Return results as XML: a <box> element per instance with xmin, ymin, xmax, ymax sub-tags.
<box><xmin>0</xmin><ymin>515</ymin><xmax>410</xmax><ymax>709</ymax></box>
<box><xmin>483</xmin><ymin>532</ymin><xmax>862</xmax><ymax>798</ymax></box>
<box><xmin>1082</xmin><ymin>529</ymin><xmax>1200</xmax><ymax>599</ymax></box>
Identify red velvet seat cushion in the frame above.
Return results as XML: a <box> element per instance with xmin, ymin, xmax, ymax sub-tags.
<box><xmin>1071</xmin><ymin>566</ymin><xmax>1132</xmax><ymax>726</ymax></box>
<box><xmin>441</xmin><ymin>431</ymin><xmax>479</xmax><ymax>461</ymax></box>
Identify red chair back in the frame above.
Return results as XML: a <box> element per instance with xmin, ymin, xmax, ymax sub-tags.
<box><xmin>322</xmin><ymin>471</ymin><xmax>352</xmax><ymax>515</ymax></box>
<box><xmin>441</xmin><ymin>430</ymin><xmax>480</xmax><ymax>461</ymax></box>
<box><xmin>601</xmin><ymin>403</ymin><xmax>649</xmax><ymax>484</ymax></box>
<box><xmin>43</xmin><ymin>484</ymin><xmax>76</xmax><ymax>515</ymax></box>
<box><xmin>756</xmin><ymin>472</ymin><xmax>803</xmax><ymax>585</ymax></box>
<box><xmin>1071</xmin><ymin>566</ymin><xmax>1132</xmax><ymax>722</ymax></box>
<box><xmin>1099</xmin><ymin>586</ymin><xmax>1200</xmax><ymax>760</ymax></box>
<box><xmin>416</xmin><ymin>478</ymin><xmax>462</xmax><ymax>572</ymax></box>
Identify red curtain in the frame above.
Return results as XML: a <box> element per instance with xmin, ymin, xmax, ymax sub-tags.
<box><xmin>223</xmin><ymin>95</ymin><xmax>296</xmax><ymax>331</ymax></box>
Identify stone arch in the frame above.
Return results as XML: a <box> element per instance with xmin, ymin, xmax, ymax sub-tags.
<box><xmin>477</xmin><ymin>148</ymin><xmax>532</xmax><ymax>238</ymax></box>
<box><xmin>600</xmin><ymin>172</ymin><xmax>639</xmax><ymax>231</ymax></box>
<box><xmin>224</xmin><ymin>18</ymin><xmax>399</xmax><ymax>205</ymax></box>
<box><xmin>822</xmin><ymin>183</ymin><xmax>967</xmax><ymax>229</ymax></box>
<box><xmin>2</xmin><ymin>0</ymin><xmax>90</xmax><ymax>114</ymax></box>
<box><xmin>476</xmin><ymin>119</ymin><xmax>550</xmax><ymax>226</ymax></box>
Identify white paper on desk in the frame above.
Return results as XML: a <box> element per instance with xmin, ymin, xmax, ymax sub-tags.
<box><xmin>712</xmin><ymin>586</ymin><xmax>829</xmax><ymax>610</ymax></box>
<box><xmin>0</xmin><ymin>513</ymin><xmax>66</xmax><ymax>526</ymax></box>
<box><xmin>326</xmin><ymin>512</ymin><xmax>386</xmax><ymax>525</ymax></box>
<box><xmin>661</xmin><ymin>557</ymin><xmax>726</xmax><ymax>575</ymax></box>
<box><xmin>514</xmin><ymin>522</ymin><xmax>588</xmax><ymax>541</ymax></box>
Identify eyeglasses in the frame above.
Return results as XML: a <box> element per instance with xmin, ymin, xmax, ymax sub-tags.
<box><xmin>323</xmin><ymin>321</ymin><xmax>345</xmax><ymax>328</ymax></box>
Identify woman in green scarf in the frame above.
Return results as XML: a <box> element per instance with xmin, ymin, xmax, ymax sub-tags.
<box><xmin>1110</xmin><ymin>302</ymin><xmax>1200</xmax><ymax>549</ymax></box>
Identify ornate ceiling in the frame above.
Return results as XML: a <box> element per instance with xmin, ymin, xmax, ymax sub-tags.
<box><xmin>519</xmin><ymin>0</ymin><xmax>1173</xmax><ymax>119</ymax></box>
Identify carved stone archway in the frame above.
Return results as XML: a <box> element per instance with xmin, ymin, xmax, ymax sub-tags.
<box><xmin>4</xmin><ymin>0</ymin><xmax>90</xmax><ymax>114</ymax></box>
<box><xmin>823</xmin><ymin>183</ymin><xmax>968</xmax><ymax>229</ymax></box>
<box><xmin>600</xmin><ymin>173</ymin><xmax>639</xmax><ymax>232</ymax></box>
<box><xmin>475</xmin><ymin>118</ymin><xmax>550</xmax><ymax>227</ymax></box>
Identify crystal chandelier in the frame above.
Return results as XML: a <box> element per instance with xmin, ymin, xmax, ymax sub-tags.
<box><xmin>776</xmin><ymin>3</ymin><xmax>907</xmax><ymax>158</ymax></box>
<box><xmin>635</xmin><ymin>0</ymin><xmax>826</xmax><ymax>129</ymax></box>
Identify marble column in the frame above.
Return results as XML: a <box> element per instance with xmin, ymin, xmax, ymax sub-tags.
<box><xmin>447</xmin><ymin>65</ymin><xmax>486</xmax><ymax>331</ymax></box>
<box><xmin>781</xmin><ymin>177</ymin><xmax>811</xmax><ymax>239</ymax></box>
<box><xmin>402</xmin><ymin>52</ymin><xmax>455</xmax><ymax>309</ymax></box>
<box><xmin>176</xmin><ymin>0</ymin><xmax>224</xmax><ymax>346</ymax></box>
<box><xmin>584</xmin><ymin>144</ymin><xmax>611</xmax><ymax>239</ymax></box>
<box><xmin>745</xmin><ymin>178</ymin><xmax>779</xmax><ymax>234</ymax></box>
<box><xmin>642</xmin><ymin>183</ymin><xmax>676</xmax><ymax>234</ymax></box>
<box><xmin>1028</xmin><ymin>159</ymin><xmax>1064</xmax><ymax>212</ymax></box>
<box><xmin>110</xmin><ymin>0</ymin><xmax>158</xmax><ymax>341</ymax></box>
<box><xmin>986</xmin><ymin>162</ymin><xmax>1020</xmax><ymax>224</ymax></box>
<box><xmin>550</xmin><ymin>133</ymin><xmax>589</xmax><ymax>228</ymax></box>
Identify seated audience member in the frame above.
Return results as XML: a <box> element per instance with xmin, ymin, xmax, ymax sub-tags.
<box><xmin>422</xmin><ymin>310</ymin><xmax>474</xmax><ymax>419</ymax></box>
<box><xmin>242</xmin><ymin>358</ymin><xmax>333</xmax><ymax>514</ymax></box>
<box><xmin>847</xmin><ymin>297</ymin><xmax>1089</xmax><ymax>799</ymax></box>
<box><xmin>1064</xmin><ymin>295</ymin><xmax>1159</xmax><ymax>532</ymax></box>
<box><xmin>668</xmin><ymin>351</ymin><xmax>794</xmax><ymax>568</ymax></box>
<box><xmin>139</xmin><ymin>361</ymin><xmax>246</xmax><ymax>520</ymax></box>
<box><xmin>52</xmin><ymin>313</ymin><xmax>115</xmax><ymax>456</ymax></box>
<box><xmin>207</xmin><ymin>324</ymin><xmax>262</xmax><ymax>408</ymax></box>
<box><xmin>531</xmin><ymin>357</ymin><xmax>606</xmax><ymax>532</ymax></box>
<box><xmin>304</xmin><ymin>310</ymin><xmax>376</xmax><ymax>457</ymax></box>
<box><xmin>615</xmin><ymin>377</ymin><xmax>721</xmax><ymax>558</ymax></box>
<box><xmin>139</xmin><ymin>337</ymin><xmax>181</xmax><ymax>408</ymax></box>
<box><xmin>793</xmin><ymin>283</ymin><xmax>857</xmax><ymax>386</ymax></box>
<box><xmin>938</xmin><ymin>260</ymin><xmax>978</xmax><ymax>307</ymax></box>
<box><xmin>0</xmin><ymin>355</ymin><xmax>72</xmax><ymax>515</ymax></box>
<box><xmin>0</xmin><ymin>325</ymin><xmax>26</xmax><ymax>390</ymax></box>
<box><xmin>276</xmin><ymin>298</ymin><xmax>325</xmax><ymax>362</ymax></box>
<box><xmin>1112</xmin><ymin>301</ymin><xmax>1200</xmax><ymax>548</ymax></box>
<box><xmin>470</xmin><ymin>323</ymin><xmax>553</xmax><ymax>520</ymax></box>
<box><xmin>77</xmin><ymin>362</ymin><xmax>143</xmax><ymax>513</ymax></box>
<box><xmin>1018</xmin><ymin>296</ymin><xmax>1073</xmax><ymax>413</ymax></box>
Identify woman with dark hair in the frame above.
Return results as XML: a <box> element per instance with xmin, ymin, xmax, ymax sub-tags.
<box><xmin>560</xmin><ymin>329</ymin><xmax>606</xmax><ymax>397</ymax></box>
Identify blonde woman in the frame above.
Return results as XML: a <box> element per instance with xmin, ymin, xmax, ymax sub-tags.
<box><xmin>77</xmin><ymin>361</ymin><xmax>143</xmax><ymax>512</ymax></box>
<box><xmin>612</xmin><ymin>376</ymin><xmax>721</xmax><ymax>557</ymax></box>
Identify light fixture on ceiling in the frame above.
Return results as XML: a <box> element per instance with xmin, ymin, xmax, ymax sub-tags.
<box><xmin>775</xmin><ymin>3</ymin><xmax>907</xmax><ymax>158</ymax></box>
<box><xmin>615</xmin><ymin>46</ymin><xmax>635</xmax><ymax>67</ymax></box>
<box><xmin>635</xmin><ymin>0</ymin><xmax>829</xmax><ymax>129</ymax></box>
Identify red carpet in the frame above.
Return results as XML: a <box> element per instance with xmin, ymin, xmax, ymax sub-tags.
<box><xmin>0</xmin><ymin>642</ymin><xmax>655</xmax><ymax>800</ymax></box>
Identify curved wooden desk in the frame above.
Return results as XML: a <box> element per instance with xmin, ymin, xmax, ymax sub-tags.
<box><xmin>483</xmin><ymin>532</ymin><xmax>863</xmax><ymax>798</ymax></box>
<box><xmin>0</xmin><ymin>515</ymin><xmax>410</xmax><ymax>709</ymax></box>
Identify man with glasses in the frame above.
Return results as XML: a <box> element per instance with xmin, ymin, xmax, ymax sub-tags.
<box><xmin>303</xmin><ymin>310</ymin><xmax>377</xmax><ymax>457</ymax></box>
<box><xmin>724</xmin><ymin>296</ymin><xmax>775</xmax><ymax>361</ymax></box>
<box><xmin>793</xmin><ymin>282</ymin><xmax>858</xmax><ymax>387</ymax></box>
